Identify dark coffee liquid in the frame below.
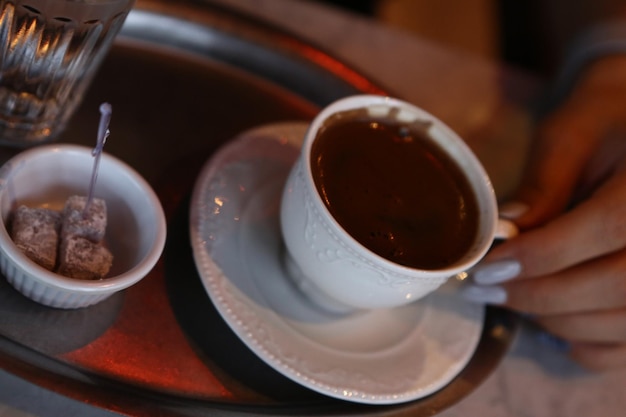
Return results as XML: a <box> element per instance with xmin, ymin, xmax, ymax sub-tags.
<box><xmin>310</xmin><ymin>111</ymin><xmax>479</xmax><ymax>270</ymax></box>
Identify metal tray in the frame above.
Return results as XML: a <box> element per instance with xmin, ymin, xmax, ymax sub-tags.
<box><xmin>0</xmin><ymin>0</ymin><xmax>519</xmax><ymax>415</ymax></box>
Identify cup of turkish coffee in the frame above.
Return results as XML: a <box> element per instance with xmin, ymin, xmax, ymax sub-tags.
<box><xmin>280</xmin><ymin>95</ymin><xmax>515</xmax><ymax>312</ymax></box>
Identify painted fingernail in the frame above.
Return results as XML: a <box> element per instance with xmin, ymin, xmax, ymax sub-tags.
<box><xmin>499</xmin><ymin>201</ymin><xmax>529</xmax><ymax>220</ymax></box>
<box><xmin>460</xmin><ymin>285</ymin><xmax>507</xmax><ymax>305</ymax></box>
<box><xmin>472</xmin><ymin>259</ymin><xmax>521</xmax><ymax>285</ymax></box>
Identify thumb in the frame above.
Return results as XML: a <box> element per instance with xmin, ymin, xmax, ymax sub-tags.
<box><xmin>509</xmin><ymin>92</ymin><xmax>611</xmax><ymax>229</ymax></box>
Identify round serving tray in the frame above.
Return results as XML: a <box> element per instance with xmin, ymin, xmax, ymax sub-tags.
<box><xmin>0</xmin><ymin>0</ymin><xmax>519</xmax><ymax>416</ymax></box>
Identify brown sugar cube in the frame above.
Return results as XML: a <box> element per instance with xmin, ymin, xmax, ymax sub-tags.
<box><xmin>10</xmin><ymin>206</ymin><xmax>61</xmax><ymax>271</ymax></box>
<box><xmin>57</xmin><ymin>235</ymin><xmax>113</xmax><ymax>280</ymax></box>
<box><xmin>61</xmin><ymin>195</ymin><xmax>107</xmax><ymax>243</ymax></box>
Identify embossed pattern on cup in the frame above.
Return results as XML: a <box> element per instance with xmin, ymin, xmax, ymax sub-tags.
<box><xmin>282</xmin><ymin>156</ymin><xmax>448</xmax><ymax>311</ymax></box>
<box><xmin>0</xmin><ymin>0</ymin><xmax>135</xmax><ymax>146</ymax></box>
<box><xmin>280</xmin><ymin>95</ymin><xmax>503</xmax><ymax>311</ymax></box>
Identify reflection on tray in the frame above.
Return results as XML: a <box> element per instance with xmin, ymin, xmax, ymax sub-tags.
<box><xmin>0</xmin><ymin>278</ymin><xmax>123</xmax><ymax>355</ymax></box>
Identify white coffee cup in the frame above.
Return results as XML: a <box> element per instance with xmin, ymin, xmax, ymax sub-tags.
<box><xmin>280</xmin><ymin>95</ymin><xmax>515</xmax><ymax>312</ymax></box>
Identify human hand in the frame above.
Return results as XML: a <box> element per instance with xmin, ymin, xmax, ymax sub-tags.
<box><xmin>462</xmin><ymin>55</ymin><xmax>626</xmax><ymax>370</ymax></box>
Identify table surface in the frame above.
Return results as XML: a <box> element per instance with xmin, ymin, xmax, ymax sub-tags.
<box><xmin>2</xmin><ymin>0</ymin><xmax>626</xmax><ymax>416</ymax></box>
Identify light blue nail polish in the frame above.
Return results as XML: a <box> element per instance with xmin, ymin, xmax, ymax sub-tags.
<box><xmin>460</xmin><ymin>285</ymin><xmax>507</xmax><ymax>305</ymax></box>
<box><xmin>473</xmin><ymin>260</ymin><xmax>521</xmax><ymax>285</ymax></box>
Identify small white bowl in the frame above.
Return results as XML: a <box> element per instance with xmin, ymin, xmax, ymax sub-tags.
<box><xmin>0</xmin><ymin>144</ymin><xmax>167</xmax><ymax>309</ymax></box>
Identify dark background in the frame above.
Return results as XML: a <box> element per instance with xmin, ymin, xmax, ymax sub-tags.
<box><xmin>313</xmin><ymin>0</ymin><xmax>626</xmax><ymax>78</ymax></box>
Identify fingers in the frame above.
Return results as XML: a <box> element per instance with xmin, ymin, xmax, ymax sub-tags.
<box><xmin>503</xmin><ymin>250</ymin><xmax>626</xmax><ymax>315</ymax></box>
<box><xmin>464</xmin><ymin>171</ymin><xmax>626</xmax><ymax>316</ymax></box>
<box><xmin>537</xmin><ymin>309</ymin><xmax>626</xmax><ymax>343</ymax></box>
<box><xmin>464</xmin><ymin>249</ymin><xmax>626</xmax><ymax>315</ymax></box>
<box><xmin>569</xmin><ymin>343</ymin><xmax>626</xmax><ymax>371</ymax></box>
<box><xmin>484</xmin><ymin>173</ymin><xmax>626</xmax><ymax>281</ymax></box>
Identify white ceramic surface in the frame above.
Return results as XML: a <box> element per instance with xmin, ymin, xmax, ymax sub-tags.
<box><xmin>0</xmin><ymin>144</ymin><xmax>167</xmax><ymax>309</ymax></box>
<box><xmin>189</xmin><ymin>122</ymin><xmax>484</xmax><ymax>404</ymax></box>
<box><xmin>280</xmin><ymin>95</ymin><xmax>509</xmax><ymax>310</ymax></box>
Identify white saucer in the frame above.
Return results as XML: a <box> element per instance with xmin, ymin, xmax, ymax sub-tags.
<box><xmin>189</xmin><ymin>122</ymin><xmax>485</xmax><ymax>405</ymax></box>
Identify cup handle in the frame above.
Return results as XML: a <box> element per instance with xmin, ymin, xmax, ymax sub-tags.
<box><xmin>494</xmin><ymin>218</ymin><xmax>518</xmax><ymax>241</ymax></box>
